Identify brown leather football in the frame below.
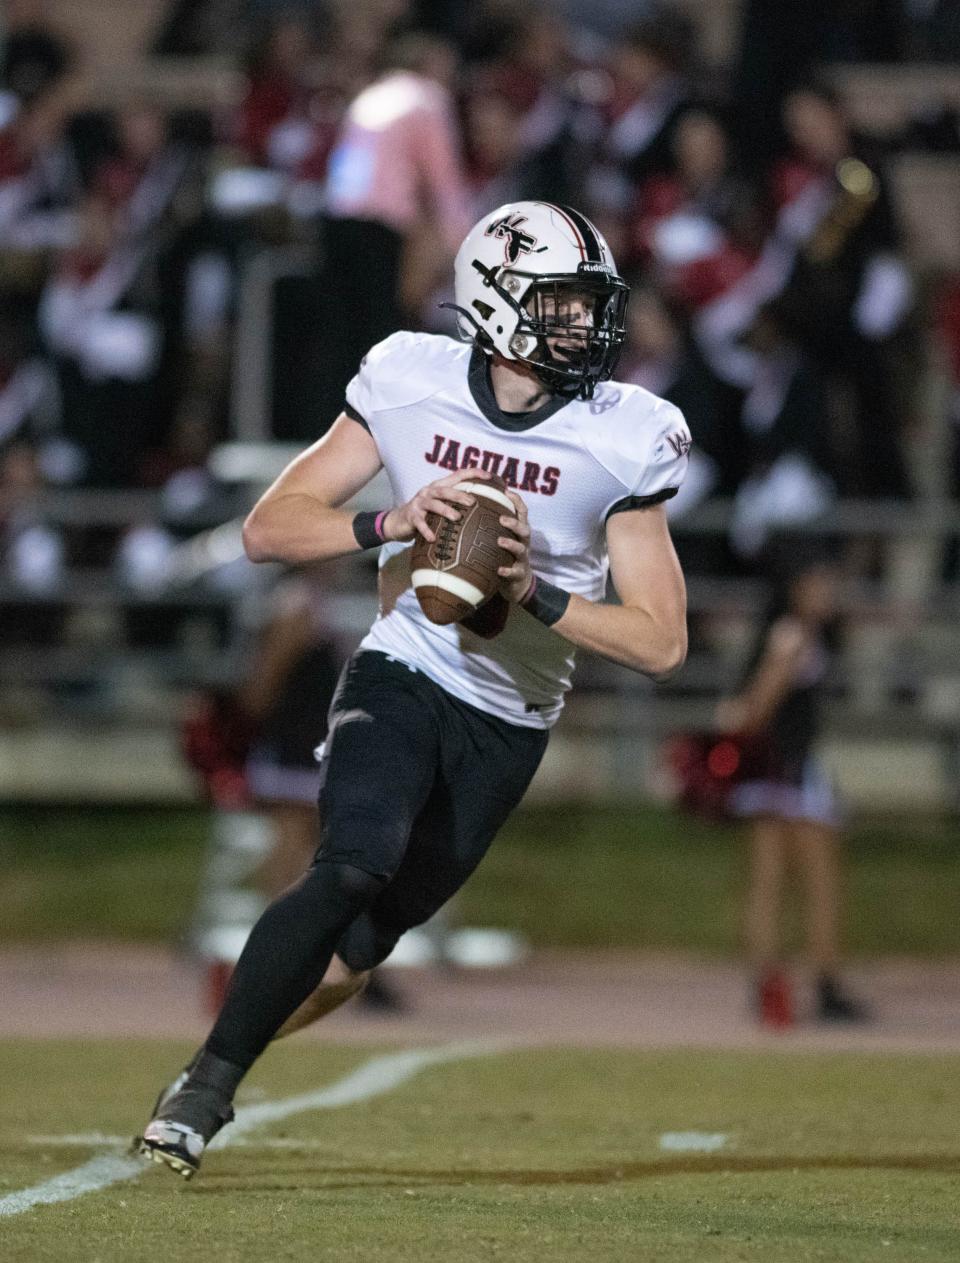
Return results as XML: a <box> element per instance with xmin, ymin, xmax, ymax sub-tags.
<box><xmin>410</xmin><ymin>474</ymin><xmax>517</xmax><ymax>625</ymax></box>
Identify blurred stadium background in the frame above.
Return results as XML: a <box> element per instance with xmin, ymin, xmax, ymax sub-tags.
<box><xmin>2</xmin><ymin>0</ymin><xmax>960</xmax><ymax>1020</ymax></box>
<box><xmin>5</xmin><ymin>6</ymin><xmax>960</xmax><ymax>1258</ymax></box>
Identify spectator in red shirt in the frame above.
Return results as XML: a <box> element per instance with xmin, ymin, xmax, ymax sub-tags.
<box><xmin>93</xmin><ymin>101</ymin><xmax>194</xmax><ymax>243</ymax></box>
<box><xmin>234</xmin><ymin>15</ymin><xmax>317</xmax><ymax>167</ymax></box>
<box><xmin>582</xmin><ymin>10</ymin><xmax>694</xmax><ymax>259</ymax></box>
<box><xmin>0</xmin><ymin>89</ymin><xmax>78</xmax><ymax>251</ymax></box>
<box><xmin>38</xmin><ymin>194</ymin><xmax>168</xmax><ymax>486</ymax></box>
<box><xmin>630</xmin><ymin>109</ymin><xmax>748</xmax><ymax>294</ymax></box>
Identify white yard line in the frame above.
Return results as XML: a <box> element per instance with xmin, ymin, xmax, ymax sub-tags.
<box><xmin>26</xmin><ymin>1135</ymin><xmax>367</xmax><ymax>1152</ymax></box>
<box><xmin>659</xmin><ymin>1132</ymin><xmax>729</xmax><ymax>1152</ymax></box>
<box><xmin>0</xmin><ymin>1040</ymin><xmax>505</xmax><ymax>1218</ymax></box>
<box><xmin>0</xmin><ymin>1153</ymin><xmax>147</xmax><ymax>1217</ymax></box>
<box><xmin>208</xmin><ymin>1040</ymin><xmax>500</xmax><ymax>1147</ymax></box>
<box><xmin>27</xmin><ymin>1133</ymin><xmax>130</xmax><ymax>1148</ymax></box>
<box><xmin>28</xmin><ymin>1135</ymin><xmax>364</xmax><ymax>1152</ymax></box>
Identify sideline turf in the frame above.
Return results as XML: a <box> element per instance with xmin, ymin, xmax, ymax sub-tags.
<box><xmin>3</xmin><ymin>804</ymin><xmax>960</xmax><ymax>953</ymax></box>
<box><xmin>1</xmin><ymin>1040</ymin><xmax>958</xmax><ymax>1261</ymax></box>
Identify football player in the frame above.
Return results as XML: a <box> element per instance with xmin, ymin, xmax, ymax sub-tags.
<box><xmin>138</xmin><ymin>201</ymin><xmax>691</xmax><ymax>1178</ymax></box>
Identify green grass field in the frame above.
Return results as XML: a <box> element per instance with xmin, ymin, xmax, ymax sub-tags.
<box><xmin>2</xmin><ymin>1039</ymin><xmax>958</xmax><ymax>1261</ymax></box>
<box><xmin>3</xmin><ymin>803</ymin><xmax>960</xmax><ymax>954</ymax></box>
<box><xmin>4</xmin><ymin>805</ymin><xmax>959</xmax><ymax>1257</ymax></box>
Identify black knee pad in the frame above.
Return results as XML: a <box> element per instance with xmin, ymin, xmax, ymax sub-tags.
<box><xmin>335</xmin><ymin>911</ymin><xmax>403</xmax><ymax>973</ymax></box>
<box><xmin>305</xmin><ymin>858</ymin><xmax>384</xmax><ymax>917</ymax></box>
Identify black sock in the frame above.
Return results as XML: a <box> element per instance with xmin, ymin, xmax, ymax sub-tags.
<box><xmin>204</xmin><ymin>860</ymin><xmax>384</xmax><ymax>1073</ymax></box>
<box><xmin>188</xmin><ymin>1049</ymin><xmax>246</xmax><ymax>1099</ymax></box>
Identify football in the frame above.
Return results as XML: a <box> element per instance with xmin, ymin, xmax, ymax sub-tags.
<box><xmin>410</xmin><ymin>474</ymin><xmax>517</xmax><ymax>625</ymax></box>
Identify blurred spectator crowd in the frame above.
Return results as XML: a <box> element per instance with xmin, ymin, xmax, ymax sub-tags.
<box><xmin>3</xmin><ymin>0</ymin><xmax>960</xmax><ymax>602</ymax></box>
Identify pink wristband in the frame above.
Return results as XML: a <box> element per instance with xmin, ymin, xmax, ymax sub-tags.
<box><xmin>352</xmin><ymin>511</ymin><xmax>389</xmax><ymax>550</ymax></box>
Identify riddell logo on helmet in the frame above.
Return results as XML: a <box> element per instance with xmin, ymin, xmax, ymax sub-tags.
<box><xmin>485</xmin><ymin>214</ymin><xmax>539</xmax><ymax>265</ymax></box>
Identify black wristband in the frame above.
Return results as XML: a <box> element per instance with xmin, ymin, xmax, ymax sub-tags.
<box><xmin>520</xmin><ymin>574</ymin><xmax>570</xmax><ymax>627</ymax></box>
<box><xmin>352</xmin><ymin>510</ymin><xmax>388</xmax><ymax>550</ymax></box>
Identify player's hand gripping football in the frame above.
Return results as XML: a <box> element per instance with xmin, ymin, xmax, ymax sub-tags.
<box><xmin>382</xmin><ymin>467</ymin><xmax>491</xmax><ymax>544</ymax></box>
<box><xmin>496</xmin><ymin>490</ymin><xmax>533</xmax><ymax>603</ymax></box>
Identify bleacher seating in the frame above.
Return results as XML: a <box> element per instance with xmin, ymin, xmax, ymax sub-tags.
<box><xmin>830</xmin><ymin>64</ymin><xmax>960</xmax><ymax>138</ymax></box>
<box><xmin>3</xmin><ymin>4</ymin><xmax>960</xmax><ymax>806</ymax></box>
<box><xmin>891</xmin><ymin>155</ymin><xmax>960</xmax><ymax>270</ymax></box>
<box><xmin>45</xmin><ymin>0</ymin><xmax>166</xmax><ymax>69</ymax></box>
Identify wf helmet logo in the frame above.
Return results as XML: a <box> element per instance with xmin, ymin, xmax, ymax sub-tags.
<box><xmin>666</xmin><ymin>431</ymin><xmax>692</xmax><ymax>459</ymax></box>
<box><xmin>485</xmin><ymin>214</ymin><xmax>538</xmax><ymax>265</ymax></box>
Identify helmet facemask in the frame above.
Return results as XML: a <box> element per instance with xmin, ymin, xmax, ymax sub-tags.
<box><xmin>507</xmin><ymin>274</ymin><xmax>629</xmax><ymax>399</ymax></box>
<box><xmin>453</xmin><ymin>261</ymin><xmax>629</xmax><ymax>400</ymax></box>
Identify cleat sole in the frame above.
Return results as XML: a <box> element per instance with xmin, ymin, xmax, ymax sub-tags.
<box><xmin>138</xmin><ymin>1139</ymin><xmax>199</xmax><ymax>1180</ymax></box>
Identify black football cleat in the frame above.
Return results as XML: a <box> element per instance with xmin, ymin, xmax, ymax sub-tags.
<box><xmin>137</xmin><ymin>1081</ymin><xmax>234</xmax><ymax>1179</ymax></box>
<box><xmin>816</xmin><ymin>974</ymin><xmax>872</xmax><ymax>1023</ymax></box>
<box><xmin>135</xmin><ymin>1051</ymin><xmax>243</xmax><ymax>1180</ymax></box>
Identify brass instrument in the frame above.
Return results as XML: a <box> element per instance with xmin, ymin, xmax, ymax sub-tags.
<box><xmin>804</xmin><ymin>157</ymin><xmax>878</xmax><ymax>265</ymax></box>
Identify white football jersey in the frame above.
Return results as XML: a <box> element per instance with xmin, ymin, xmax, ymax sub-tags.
<box><xmin>346</xmin><ymin>331</ymin><xmax>690</xmax><ymax>728</ymax></box>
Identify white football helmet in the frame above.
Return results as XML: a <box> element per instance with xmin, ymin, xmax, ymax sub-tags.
<box><xmin>446</xmin><ymin>201</ymin><xmax>629</xmax><ymax>400</ymax></box>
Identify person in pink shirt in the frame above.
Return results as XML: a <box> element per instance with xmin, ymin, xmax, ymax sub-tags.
<box><xmin>314</xmin><ymin>32</ymin><xmax>471</xmax><ymax>423</ymax></box>
<box><xmin>325</xmin><ymin>32</ymin><xmax>470</xmax><ymax>251</ymax></box>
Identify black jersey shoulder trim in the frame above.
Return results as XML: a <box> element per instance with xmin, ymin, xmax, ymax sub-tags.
<box><xmin>344</xmin><ymin>401</ymin><xmax>370</xmax><ymax>431</ymax></box>
<box><xmin>605</xmin><ymin>487</ymin><xmax>678</xmax><ymax>520</ymax></box>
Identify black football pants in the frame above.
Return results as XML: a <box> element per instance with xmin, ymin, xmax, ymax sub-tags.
<box><xmin>206</xmin><ymin>651</ymin><xmax>547</xmax><ymax>1069</ymax></box>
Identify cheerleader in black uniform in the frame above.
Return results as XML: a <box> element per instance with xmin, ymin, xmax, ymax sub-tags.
<box><xmin>243</xmin><ymin>572</ymin><xmax>346</xmax><ymax>896</ymax></box>
<box><xmin>717</xmin><ymin>551</ymin><xmax>869</xmax><ymax>1023</ymax></box>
